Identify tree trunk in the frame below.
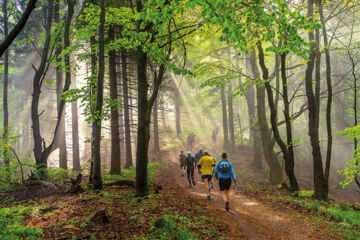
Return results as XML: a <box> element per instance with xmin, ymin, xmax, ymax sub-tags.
<box><xmin>89</xmin><ymin>36</ymin><xmax>97</xmax><ymax>183</ymax></box>
<box><xmin>121</xmin><ymin>50</ymin><xmax>133</xmax><ymax>168</ymax></box>
<box><xmin>71</xmin><ymin>54</ymin><xmax>80</xmax><ymax>171</ymax></box>
<box><xmin>109</xmin><ymin>27</ymin><xmax>121</xmax><ymax>175</ymax></box>
<box><xmin>250</xmin><ymin>50</ymin><xmax>282</xmax><ymax>184</ymax></box>
<box><xmin>31</xmin><ymin>0</ymin><xmax>54</xmax><ymax>174</ymax></box>
<box><xmin>227</xmin><ymin>81</ymin><xmax>235</xmax><ymax>153</ymax></box>
<box><xmin>0</xmin><ymin>0</ymin><xmax>37</xmax><ymax>57</ymax></box>
<box><xmin>135</xmin><ymin>49</ymin><xmax>150</xmax><ymax>196</ymax></box>
<box><xmin>174</xmin><ymin>88</ymin><xmax>181</xmax><ymax>136</ymax></box>
<box><xmin>220</xmin><ymin>86</ymin><xmax>229</xmax><ymax>147</ymax></box>
<box><xmin>92</xmin><ymin>0</ymin><xmax>105</xmax><ymax>190</ymax></box>
<box><xmin>318</xmin><ymin>0</ymin><xmax>332</xmax><ymax>183</ymax></box>
<box><xmin>55</xmin><ymin>2</ymin><xmax>68</xmax><ymax>169</ymax></box>
<box><xmin>2</xmin><ymin>0</ymin><xmax>9</xmax><ymax>164</ymax></box>
<box><xmin>153</xmin><ymin>99</ymin><xmax>160</xmax><ymax>154</ymax></box>
<box><xmin>244</xmin><ymin>54</ymin><xmax>262</xmax><ymax>168</ymax></box>
<box><xmin>258</xmin><ymin>41</ymin><xmax>299</xmax><ymax>191</ymax></box>
<box><xmin>306</xmin><ymin>0</ymin><xmax>328</xmax><ymax>201</ymax></box>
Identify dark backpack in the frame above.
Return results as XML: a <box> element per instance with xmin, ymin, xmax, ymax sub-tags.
<box><xmin>196</xmin><ymin>152</ymin><xmax>203</xmax><ymax>161</ymax></box>
<box><xmin>180</xmin><ymin>154</ymin><xmax>186</xmax><ymax>164</ymax></box>
<box><xmin>220</xmin><ymin>160</ymin><xmax>231</xmax><ymax>174</ymax></box>
<box><xmin>186</xmin><ymin>156</ymin><xmax>195</xmax><ymax>168</ymax></box>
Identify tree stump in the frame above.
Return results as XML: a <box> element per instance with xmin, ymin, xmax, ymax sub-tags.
<box><xmin>89</xmin><ymin>206</ymin><xmax>109</xmax><ymax>224</ymax></box>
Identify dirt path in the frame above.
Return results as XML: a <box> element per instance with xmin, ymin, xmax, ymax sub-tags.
<box><xmin>161</xmin><ymin>154</ymin><xmax>335</xmax><ymax>240</ymax></box>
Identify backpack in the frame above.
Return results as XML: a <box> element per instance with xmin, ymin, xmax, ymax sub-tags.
<box><xmin>186</xmin><ymin>156</ymin><xmax>195</xmax><ymax>168</ymax></box>
<box><xmin>180</xmin><ymin>154</ymin><xmax>186</xmax><ymax>164</ymax></box>
<box><xmin>220</xmin><ymin>160</ymin><xmax>230</xmax><ymax>174</ymax></box>
<box><xmin>196</xmin><ymin>152</ymin><xmax>203</xmax><ymax>162</ymax></box>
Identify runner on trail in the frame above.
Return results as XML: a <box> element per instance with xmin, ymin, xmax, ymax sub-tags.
<box><xmin>185</xmin><ymin>151</ymin><xmax>196</xmax><ymax>187</ymax></box>
<box><xmin>211</xmin><ymin>129</ymin><xmax>217</xmax><ymax>145</ymax></box>
<box><xmin>215</xmin><ymin>152</ymin><xmax>237</xmax><ymax>211</ymax></box>
<box><xmin>179</xmin><ymin>151</ymin><xmax>186</xmax><ymax>177</ymax></box>
<box><xmin>194</xmin><ymin>148</ymin><xmax>204</xmax><ymax>165</ymax></box>
<box><xmin>197</xmin><ymin>150</ymin><xmax>215</xmax><ymax>200</ymax></box>
<box><xmin>187</xmin><ymin>132</ymin><xmax>196</xmax><ymax>151</ymax></box>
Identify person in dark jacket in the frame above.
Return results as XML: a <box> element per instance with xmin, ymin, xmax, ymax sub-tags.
<box><xmin>215</xmin><ymin>152</ymin><xmax>237</xmax><ymax>211</ymax></box>
<box><xmin>185</xmin><ymin>151</ymin><xmax>196</xmax><ymax>187</ymax></box>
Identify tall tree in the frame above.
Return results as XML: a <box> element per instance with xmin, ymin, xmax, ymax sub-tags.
<box><xmin>305</xmin><ymin>0</ymin><xmax>328</xmax><ymax>200</ymax></box>
<box><xmin>2</xmin><ymin>0</ymin><xmax>9</xmax><ymax>164</ymax></box>
<box><xmin>153</xmin><ymin>99</ymin><xmax>160</xmax><ymax>154</ymax></box>
<box><xmin>92</xmin><ymin>0</ymin><xmax>106</xmax><ymax>190</ymax></box>
<box><xmin>109</xmin><ymin>26</ymin><xmax>121</xmax><ymax>175</ymax></box>
<box><xmin>220</xmin><ymin>86</ymin><xmax>229</xmax><ymax>147</ymax></box>
<box><xmin>54</xmin><ymin>2</ymin><xmax>67</xmax><ymax>169</ymax></box>
<box><xmin>121</xmin><ymin>50</ymin><xmax>133</xmax><ymax>168</ymax></box>
<box><xmin>227</xmin><ymin>80</ymin><xmax>235</xmax><ymax>153</ymax></box>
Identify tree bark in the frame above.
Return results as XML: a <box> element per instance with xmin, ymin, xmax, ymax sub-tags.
<box><xmin>92</xmin><ymin>0</ymin><xmax>105</xmax><ymax>190</ymax></box>
<box><xmin>306</xmin><ymin>0</ymin><xmax>328</xmax><ymax>201</ymax></box>
<box><xmin>54</xmin><ymin>2</ymin><xmax>68</xmax><ymax>169</ymax></box>
<box><xmin>109</xmin><ymin>27</ymin><xmax>121</xmax><ymax>175</ymax></box>
<box><xmin>153</xmin><ymin>99</ymin><xmax>160</xmax><ymax>154</ymax></box>
<box><xmin>227</xmin><ymin>80</ymin><xmax>235</xmax><ymax>153</ymax></box>
<box><xmin>174</xmin><ymin>88</ymin><xmax>181</xmax><ymax>136</ymax></box>
<box><xmin>71</xmin><ymin>65</ymin><xmax>80</xmax><ymax>171</ymax></box>
<box><xmin>2</xmin><ymin>0</ymin><xmax>9</xmax><ymax>164</ymax></box>
<box><xmin>250</xmin><ymin>50</ymin><xmax>282</xmax><ymax>184</ymax></box>
<box><xmin>121</xmin><ymin>50</ymin><xmax>133</xmax><ymax>168</ymax></box>
<box><xmin>89</xmin><ymin>36</ymin><xmax>97</xmax><ymax>183</ymax></box>
<box><xmin>318</xmin><ymin>0</ymin><xmax>332</xmax><ymax>183</ymax></box>
<box><xmin>0</xmin><ymin>0</ymin><xmax>37</xmax><ymax>57</ymax></box>
<box><xmin>31</xmin><ymin>0</ymin><xmax>54</xmax><ymax>174</ymax></box>
<box><xmin>220</xmin><ymin>86</ymin><xmax>229</xmax><ymax>147</ymax></box>
<box><xmin>258</xmin><ymin>42</ymin><xmax>299</xmax><ymax>191</ymax></box>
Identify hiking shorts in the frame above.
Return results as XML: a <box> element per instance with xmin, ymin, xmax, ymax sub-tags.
<box><xmin>219</xmin><ymin>178</ymin><xmax>231</xmax><ymax>191</ymax></box>
<box><xmin>180</xmin><ymin>163</ymin><xmax>186</xmax><ymax>169</ymax></box>
<box><xmin>201</xmin><ymin>175</ymin><xmax>213</xmax><ymax>181</ymax></box>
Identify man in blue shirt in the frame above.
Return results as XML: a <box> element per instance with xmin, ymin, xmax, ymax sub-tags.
<box><xmin>215</xmin><ymin>152</ymin><xmax>237</xmax><ymax>211</ymax></box>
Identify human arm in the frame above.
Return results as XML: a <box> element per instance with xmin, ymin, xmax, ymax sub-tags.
<box><xmin>230</xmin><ymin>163</ymin><xmax>237</xmax><ymax>182</ymax></box>
<box><xmin>214</xmin><ymin>162</ymin><xmax>220</xmax><ymax>180</ymax></box>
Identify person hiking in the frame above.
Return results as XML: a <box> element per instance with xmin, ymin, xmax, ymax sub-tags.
<box><xmin>194</xmin><ymin>148</ymin><xmax>204</xmax><ymax>166</ymax></box>
<box><xmin>179</xmin><ymin>151</ymin><xmax>186</xmax><ymax>177</ymax></box>
<box><xmin>185</xmin><ymin>151</ymin><xmax>196</xmax><ymax>187</ymax></box>
<box><xmin>215</xmin><ymin>152</ymin><xmax>237</xmax><ymax>211</ymax></box>
<box><xmin>187</xmin><ymin>132</ymin><xmax>196</xmax><ymax>151</ymax></box>
<box><xmin>211</xmin><ymin>129</ymin><xmax>217</xmax><ymax>145</ymax></box>
<box><xmin>197</xmin><ymin>150</ymin><xmax>215</xmax><ymax>200</ymax></box>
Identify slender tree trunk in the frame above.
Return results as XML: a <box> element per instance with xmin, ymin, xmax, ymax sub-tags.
<box><xmin>0</xmin><ymin>0</ymin><xmax>37</xmax><ymax>57</ymax></box>
<box><xmin>306</xmin><ymin>0</ymin><xmax>328</xmax><ymax>201</ymax></box>
<box><xmin>108</xmin><ymin>27</ymin><xmax>121</xmax><ymax>174</ymax></box>
<box><xmin>54</xmin><ymin>2</ymin><xmax>68</xmax><ymax>169</ymax></box>
<box><xmin>89</xmin><ymin>36</ymin><xmax>97</xmax><ymax>183</ymax></box>
<box><xmin>135</xmin><ymin>49</ymin><xmax>150</xmax><ymax>196</ymax></box>
<box><xmin>318</xmin><ymin>0</ymin><xmax>332</xmax><ymax>184</ymax></box>
<box><xmin>259</xmin><ymin>41</ymin><xmax>299</xmax><ymax>191</ymax></box>
<box><xmin>121</xmin><ymin>50</ymin><xmax>133</xmax><ymax>168</ymax></box>
<box><xmin>109</xmin><ymin>27</ymin><xmax>121</xmax><ymax>175</ymax></box>
<box><xmin>244</xmin><ymin>55</ymin><xmax>262</xmax><ymax>168</ymax></box>
<box><xmin>31</xmin><ymin>0</ymin><xmax>54</xmax><ymax>174</ymax></box>
<box><xmin>153</xmin><ymin>99</ymin><xmax>160</xmax><ymax>154</ymax></box>
<box><xmin>220</xmin><ymin>86</ymin><xmax>229</xmax><ymax>147</ymax></box>
<box><xmin>2</xmin><ymin>0</ymin><xmax>9</xmax><ymax>164</ymax></box>
<box><xmin>250</xmin><ymin>50</ymin><xmax>282</xmax><ymax>183</ymax></box>
<box><xmin>92</xmin><ymin>0</ymin><xmax>105</xmax><ymax>190</ymax></box>
<box><xmin>174</xmin><ymin>88</ymin><xmax>181</xmax><ymax>136</ymax></box>
<box><xmin>228</xmin><ymin>81</ymin><xmax>235</xmax><ymax>152</ymax></box>
<box><xmin>71</xmin><ymin>58</ymin><xmax>80</xmax><ymax>171</ymax></box>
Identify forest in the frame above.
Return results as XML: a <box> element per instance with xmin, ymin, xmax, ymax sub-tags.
<box><xmin>0</xmin><ymin>0</ymin><xmax>360</xmax><ymax>239</ymax></box>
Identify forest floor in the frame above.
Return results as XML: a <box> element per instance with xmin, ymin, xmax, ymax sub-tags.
<box><xmin>1</xmin><ymin>141</ymin><xmax>360</xmax><ymax>239</ymax></box>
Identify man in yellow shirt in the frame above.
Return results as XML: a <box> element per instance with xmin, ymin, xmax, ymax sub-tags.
<box><xmin>197</xmin><ymin>150</ymin><xmax>215</xmax><ymax>200</ymax></box>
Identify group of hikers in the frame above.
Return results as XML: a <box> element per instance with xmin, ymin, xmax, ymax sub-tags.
<box><xmin>179</xmin><ymin>148</ymin><xmax>237</xmax><ymax>211</ymax></box>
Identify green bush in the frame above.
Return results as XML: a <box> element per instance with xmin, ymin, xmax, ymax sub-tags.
<box><xmin>0</xmin><ymin>205</ymin><xmax>42</xmax><ymax>239</ymax></box>
<box><xmin>150</xmin><ymin>215</ymin><xmax>193</xmax><ymax>240</ymax></box>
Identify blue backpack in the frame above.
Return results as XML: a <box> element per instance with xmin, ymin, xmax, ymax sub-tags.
<box><xmin>220</xmin><ymin>160</ymin><xmax>230</xmax><ymax>174</ymax></box>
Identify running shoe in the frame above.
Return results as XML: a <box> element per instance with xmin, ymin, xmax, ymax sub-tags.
<box><xmin>225</xmin><ymin>202</ymin><xmax>230</xmax><ymax>211</ymax></box>
<box><xmin>206</xmin><ymin>194</ymin><xmax>211</xmax><ymax>200</ymax></box>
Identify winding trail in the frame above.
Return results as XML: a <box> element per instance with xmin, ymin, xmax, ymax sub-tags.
<box><xmin>160</xmin><ymin>147</ymin><xmax>335</xmax><ymax>240</ymax></box>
